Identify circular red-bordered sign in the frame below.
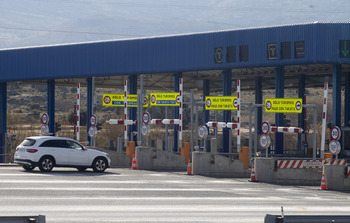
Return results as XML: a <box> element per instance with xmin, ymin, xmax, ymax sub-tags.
<box><xmin>88</xmin><ymin>126</ymin><xmax>96</xmax><ymax>138</ymax></box>
<box><xmin>176</xmin><ymin>95</ymin><xmax>181</xmax><ymax>104</ymax></box>
<box><xmin>206</xmin><ymin>98</ymin><xmax>211</xmax><ymax>108</ymax></box>
<box><xmin>41</xmin><ymin>113</ymin><xmax>49</xmax><ymax>125</ymax></box>
<box><xmin>142</xmin><ymin>112</ymin><xmax>151</xmax><ymax>125</ymax></box>
<box><xmin>295</xmin><ymin>101</ymin><xmax>302</xmax><ymax>111</ymax></box>
<box><xmin>198</xmin><ymin>126</ymin><xmax>208</xmax><ymax>139</ymax></box>
<box><xmin>266</xmin><ymin>101</ymin><xmax>272</xmax><ymax>110</ymax></box>
<box><xmin>233</xmin><ymin>98</ymin><xmax>238</xmax><ymax>108</ymax></box>
<box><xmin>261</xmin><ymin>121</ymin><xmax>270</xmax><ymax>134</ymax></box>
<box><xmin>90</xmin><ymin>114</ymin><xmax>97</xmax><ymax>126</ymax></box>
<box><xmin>141</xmin><ymin>124</ymin><xmax>150</xmax><ymax>136</ymax></box>
<box><xmin>259</xmin><ymin>134</ymin><xmax>271</xmax><ymax>149</ymax></box>
<box><xmin>329</xmin><ymin>140</ymin><xmax>341</xmax><ymax>155</ymax></box>
<box><xmin>151</xmin><ymin>95</ymin><xmax>156</xmax><ymax>104</ymax></box>
<box><xmin>103</xmin><ymin>96</ymin><xmax>111</xmax><ymax>104</ymax></box>
<box><xmin>41</xmin><ymin>124</ymin><xmax>48</xmax><ymax>136</ymax></box>
<box><xmin>143</xmin><ymin>96</ymin><xmax>148</xmax><ymax>106</ymax></box>
<box><xmin>331</xmin><ymin>126</ymin><xmax>341</xmax><ymax>141</ymax></box>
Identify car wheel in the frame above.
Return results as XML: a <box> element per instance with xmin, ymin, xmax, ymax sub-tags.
<box><xmin>22</xmin><ymin>164</ymin><xmax>35</xmax><ymax>171</ymax></box>
<box><xmin>77</xmin><ymin>167</ymin><xmax>87</xmax><ymax>172</ymax></box>
<box><xmin>39</xmin><ymin>156</ymin><xmax>54</xmax><ymax>172</ymax></box>
<box><xmin>92</xmin><ymin>157</ymin><xmax>107</xmax><ymax>172</ymax></box>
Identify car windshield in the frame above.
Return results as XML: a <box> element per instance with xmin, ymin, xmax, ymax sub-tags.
<box><xmin>20</xmin><ymin>139</ymin><xmax>36</xmax><ymax>147</ymax></box>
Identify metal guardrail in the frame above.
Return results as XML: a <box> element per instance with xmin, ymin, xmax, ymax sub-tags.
<box><xmin>0</xmin><ymin>215</ymin><xmax>45</xmax><ymax>223</ymax></box>
<box><xmin>265</xmin><ymin>214</ymin><xmax>350</xmax><ymax>223</ymax></box>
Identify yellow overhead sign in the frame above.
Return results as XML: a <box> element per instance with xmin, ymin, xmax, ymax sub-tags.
<box><xmin>102</xmin><ymin>94</ymin><xmax>149</xmax><ymax>107</ymax></box>
<box><xmin>150</xmin><ymin>93</ymin><xmax>180</xmax><ymax>106</ymax></box>
<box><xmin>205</xmin><ymin>96</ymin><xmax>238</xmax><ymax>110</ymax></box>
<box><xmin>265</xmin><ymin>98</ymin><xmax>302</xmax><ymax>113</ymax></box>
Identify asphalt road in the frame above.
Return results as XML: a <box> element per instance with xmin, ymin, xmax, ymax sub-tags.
<box><xmin>0</xmin><ymin>165</ymin><xmax>349</xmax><ymax>223</ymax></box>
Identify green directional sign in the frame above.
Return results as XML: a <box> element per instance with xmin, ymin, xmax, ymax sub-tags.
<box><xmin>340</xmin><ymin>40</ymin><xmax>350</xmax><ymax>58</ymax></box>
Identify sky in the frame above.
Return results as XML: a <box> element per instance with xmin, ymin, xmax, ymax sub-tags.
<box><xmin>0</xmin><ymin>0</ymin><xmax>349</xmax><ymax>48</ymax></box>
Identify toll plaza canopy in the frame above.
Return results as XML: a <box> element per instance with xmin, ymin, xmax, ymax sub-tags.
<box><xmin>0</xmin><ymin>22</ymin><xmax>350</xmax><ymax>160</ymax></box>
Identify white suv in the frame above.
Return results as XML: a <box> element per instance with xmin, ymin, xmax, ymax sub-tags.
<box><xmin>14</xmin><ymin>136</ymin><xmax>111</xmax><ymax>172</ymax></box>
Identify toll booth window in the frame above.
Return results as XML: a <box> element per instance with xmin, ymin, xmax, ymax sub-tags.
<box><xmin>226</xmin><ymin>46</ymin><xmax>236</xmax><ymax>63</ymax></box>
<box><xmin>280</xmin><ymin>42</ymin><xmax>291</xmax><ymax>60</ymax></box>
<box><xmin>294</xmin><ymin>41</ymin><xmax>305</xmax><ymax>58</ymax></box>
<box><xmin>239</xmin><ymin>45</ymin><xmax>249</xmax><ymax>62</ymax></box>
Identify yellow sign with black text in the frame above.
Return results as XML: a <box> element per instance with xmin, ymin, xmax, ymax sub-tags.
<box><xmin>150</xmin><ymin>93</ymin><xmax>180</xmax><ymax>106</ymax></box>
<box><xmin>205</xmin><ymin>96</ymin><xmax>238</xmax><ymax>110</ymax></box>
<box><xmin>102</xmin><ymin>94</ymin><xmax>149</xmax><ymax>107</ymax></box>
<box><xmin>265</xmin><ymin>98</ymin><xmax>302</xmax><ymax>113</ymax></box>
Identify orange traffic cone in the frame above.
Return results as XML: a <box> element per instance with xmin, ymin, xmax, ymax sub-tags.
<box><xmin>187</xmin><ymin>159</ymin><xmax>192</xmax><ymax>175</ymax></box>
<box><xmin>249</xmin><ymin>165</ymin><xmax>257</xmax><ymax>182</ymax></box>
<box><xmin>131</xmin><ymin>154</ymin><xmax>137</xmax><ymax>170</ymax></box>
<box><xmin>320</xmin><ymin>173</ymin><xmax>327</xmax><ymax>190</ymax></box>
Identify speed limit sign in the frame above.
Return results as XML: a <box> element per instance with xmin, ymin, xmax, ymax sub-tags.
<box><xmin>329</xmin><ymin>140</ymin><xmax>341</xmax><ymax>155</ymax></box>
<box><xmin>331</xmin><ymin>126</ymin><xmax>341</xmax><ymax>141</ymax></box>
<box><xmin>41</xmin><ymin>113</ymin><xmax>49</xmax><ymax>125</ymax></box>
<box><xmin>141</xmin><ymin>124</ymin><xmax>150</xmax><ymax>136</ymax></box>
<box><xmin>41</xmin><ymin>124</ymin><xmax>48</xmax><ymax>136</ymax></box>
<box><xmin>198</xmin><ymin>126</ymin><xmax>208</xmax><ymax>139</ymax></box>
<box><xmin>261</xmin><ymin>121</ymin><xmax>270</xmax><ymax>134</ymax></box>
<box><xmin>142</xmin><ymin>112</ymin><xmax>151</xmax><ymax>124</ymax></box>
<box><xmin>88</xmin><ymin>126</ymin><xmax>97</xmax><ymax>138</ymax></box>
<box><xmin>90</xmin><ymin>114</ymin><xmax>97</xmax><ymax>126</ymax></box>
<box><xmin>259</xmin><ymin>134</ymin><xmax>271</xmax><ymax>149</ymax></box>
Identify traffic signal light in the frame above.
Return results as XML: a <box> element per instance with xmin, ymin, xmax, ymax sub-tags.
<box><xmin>55</xmin><ymin>121</ymin><xmax>61</xmax><ymax>132</ymax></box>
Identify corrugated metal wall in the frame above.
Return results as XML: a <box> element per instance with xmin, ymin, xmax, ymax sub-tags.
<box><xmin>0</xmin><ymin>22</ymin><xmax>349</xmax><ymax>82</ymax></box>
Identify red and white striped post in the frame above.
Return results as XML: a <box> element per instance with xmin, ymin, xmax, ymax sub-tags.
<box><xmin>76</xmin><ymin>83</ymin><xmax>80</xmax><ymax>141</ymax></box>
<box><xmin>74</xmin><ymin>103</ymin><xmax>77</xmax><ymax>140</ymax></box>
<box><xmin>179</xmin><ymin>78</ymin><xmax>183</xmax><ymax>148</ymax></box>
<box><xmin>124</xmin><ymin>80</ymin><xmax>128</xmax><ymax>147</ymax></box>
<box><xmin>321</xmin><ymin>82</ymin><xmax>328</xmax><ymax>159</ymax></box>
<box><xmin>237</xmin><ymin>80</ymin><xmax>241</xmax><ymax>152</ymax></box>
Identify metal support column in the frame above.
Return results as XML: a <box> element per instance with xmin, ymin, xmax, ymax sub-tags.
<box><xmin>222</xmin><ymin>69</ymin><xmax>232</xmax><ymax>153</ymax></box>
<box><xmin>0</xmin><ymin>82</ymin><xmax>7</xmax><ymax>163</ymax></box>
<box><xmin>47</xmin><ymin>80</ymin><xmax>55</xmax><ymax>136</ymax></box>
<box><xmin>255</xmin><ymin>77</ymin><xmax>262</xmax><ymax>135</ymax></box>
<box><xmin>87</xmin><ymin>77</ymin><xmax>92</xmax><ymax>145</ymax></box>
<box><xmin>298</xmin><ymin>75</ymin><xmax>306</xmax><ymax>151</ymax></box>
<box><xmin>173</xmin><ymin>73</ymin><xmax>182</xmax><ymax>152</ymax></box>
<box><xmin>128</xmin><ymin>75</ymin><xmax>138</xmax><ymax>142</ymax></box>
<box><xmin>275</xmin><ymin>67</ymin><xmax>284</xmax><ymax>154</ymax></box>
<box><xmin>87</xmin><ymin>77</ymin><xmax>95</xmax><ymax>146</ymax></box>
<box><xmin>203</xmin><ymin>80</ymin><xmax>210</xmax><ymax>126</ymax></box>
<box><xmin>345</xmin><ymin>72</ymin><xmax>350</xmax><ymax>127</ymax></box>
<box><xmin>333</xmin><ymin>64</ymin><xmax>342</xmax><ymax>128</ymax></box>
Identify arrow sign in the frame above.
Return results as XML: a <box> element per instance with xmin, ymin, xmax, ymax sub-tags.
<box><xmin>340</xmin><ymin>40</ymin><xmax>350</xmax><ymax>58</ymax></box>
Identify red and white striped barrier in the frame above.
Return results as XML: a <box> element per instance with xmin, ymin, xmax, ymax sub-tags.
<box><xmin>76</xmin><ymin>83</ymin><xmax>80</xmax><ymax>141</ymax></box>
<box><xmin>149</xmin><ymin>119</ymin><xmax>180</xmax><ymax>125</ymax></box>
<box><xmin>206</xmin><ymin>122</ymin><xmax>227</xmax><ymax>128</ymax></box>
<box><xmin>227</xmin><ymin>122</ymin><xmax>238</xmax><ymax>129</ymax></box>
<box><xmin>206</xmin><ymin>122</ymin><xmax>238</xmax><ymax>129</ymax></box>
<box><xmin>106</xmin><ymin>119</ymin><xmax>136</xmax><ymax>125</ymax></box>
<box><xmin>270</xmin><ymin>126</ymin><xmax>303</xmax><ymax>134</ymax></box>
<box><xmin>277</xmin><ymin>159</ymin><xmax>347</xmax><ymax>169</ymax></box>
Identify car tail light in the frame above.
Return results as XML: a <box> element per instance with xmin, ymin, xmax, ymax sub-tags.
<box><xmin>26</xmin><ymin>149</ymin><xmax>38</xmax><ymax>153</ymax></box>
<box><xmin>16</xmin><ymin>147</ymin><xmax>19</xmax><ymax>151</ymax></box>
